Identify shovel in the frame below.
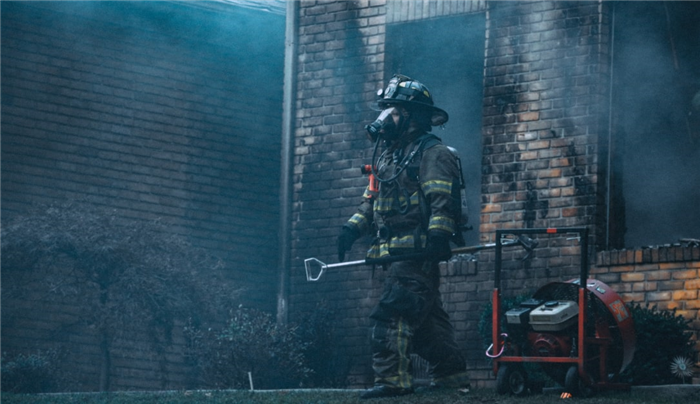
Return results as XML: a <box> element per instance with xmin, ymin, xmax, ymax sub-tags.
<box><xmin>304</xmin><ymin>235</ymin><xmax>537</xmax><ymax>281</ymax></box>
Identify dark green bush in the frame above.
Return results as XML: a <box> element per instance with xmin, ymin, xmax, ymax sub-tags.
<box><xmin>619</xmin><ymin>303</ymin><xmax>695</xmax><ymax>385</ymax></box>
<box><xmin>186</xmin><ymin>301</ymin><xmax>350</xmax><ymax>390</ymax></box>
<box><xmin>1</xmin><ymin>350</ymin><xmax>60</xmax><ymax>393</ymax></box>
<box><xmin>190</xmin><ymin>306</ymin><xmax>312</xmax><ymax>390</ymax></box>
<box><xmin>297</xmin><ymin>300</ymin><xmax>350</xmax><ymax>388</ymax></box>
<box><xmin>2</xmin><ymin>202</ymin><xmax>239</xmax><ymax>391</ymax></box>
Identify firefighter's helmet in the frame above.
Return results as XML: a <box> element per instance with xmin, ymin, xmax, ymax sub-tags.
<box><xmin>374</xmin><ymin>74</ymin><xmax>449</xmax><ymax>126</ymax></box>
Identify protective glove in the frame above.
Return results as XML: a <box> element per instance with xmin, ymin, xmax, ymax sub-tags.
<box><xmin>425</xmin><ymin>233</ymin><xmax>452</xmax><ymax>262</ymax></box>
<box><xmin>337</xmin><ymin>226</ymin><xmax>360</xmax><ymax>262</ymax></box>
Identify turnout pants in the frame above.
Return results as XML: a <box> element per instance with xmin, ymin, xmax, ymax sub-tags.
<box><xmin>368</xmin><ymin>259</ymin><xmax>470</xmax><ymax>389</ymax></box>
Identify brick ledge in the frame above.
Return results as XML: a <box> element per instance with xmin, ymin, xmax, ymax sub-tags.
<box><xmin>597</xmin><ymin>245</ymin><xmax>700</xmax><ymax>266</ymax></box>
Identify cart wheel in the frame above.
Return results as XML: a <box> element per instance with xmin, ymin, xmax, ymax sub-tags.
<box><xmin>564</xmin><ymin>365</ymin><xmax>594</xmax><ymax>398</ymax></box>
<box><xmin>496</xmin><ymin>364</ymin><xmax>528</xmax><ymax>396</ymax></box>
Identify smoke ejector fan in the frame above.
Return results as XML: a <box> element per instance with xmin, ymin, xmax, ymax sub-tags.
<box><xmin>489</xmin><ymin>228</ymin><xmax>636</xmax><ymax>397</ymax></box>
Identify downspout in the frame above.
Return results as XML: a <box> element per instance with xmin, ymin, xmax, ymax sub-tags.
<box><xmin>605</xmin><ymin>2</ymin><xmax>616</xmax><ymax>250</ymax></box>
<box><xmin>277</xmin><ymin>0</ymin><xmax>298</xmax><ymax>325</ymax></box>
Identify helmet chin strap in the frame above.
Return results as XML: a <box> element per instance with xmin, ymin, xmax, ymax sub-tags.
<box><xmin>400</xmin><ymin>113</ymin><xmax>429</xmax><ymax>146</ymax></box>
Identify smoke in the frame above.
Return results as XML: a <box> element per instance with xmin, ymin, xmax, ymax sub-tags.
<box><xmin>38</xmin><ymin>2</ymin><xmax>284</xmax><ymax>52</ymax></box>
<box><xmin>382</xmin><ymin>2</ymin><xmax>700</xmax><ymax>248</ymax></box>
<box><xmin>4</xmin><ymin>1</ymin><xmax>285</xmax><ymax>306</ymax></box>
<box><xmin>613</xmin><ymin>1</ymin><xmax>700</xmax><ymax>248</ymax></box>
<box><xmin>35</xmin><ymin>1</ymin><xmax>285</xmax><ymax>149</ymax></box>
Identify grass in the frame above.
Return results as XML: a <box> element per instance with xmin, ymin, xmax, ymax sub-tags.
<box><xmin>1</xmin><ymin>387</ymin><xmax>691</xmax><ymax>404</ymax></box>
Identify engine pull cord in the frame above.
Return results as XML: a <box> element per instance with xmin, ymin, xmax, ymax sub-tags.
<box><xmin>485</xmin><ymin>333</ymin><xmax>509</xmax><ymax>358</ymax></box>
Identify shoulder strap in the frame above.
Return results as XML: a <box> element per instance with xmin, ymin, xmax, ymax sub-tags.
<box><xmin>417</xmin><ymin>133</ymin><xmax>441</xmax><ymax>151</ymax></box>
<box><xmin>408</xmin><ymin>134</ymin><xmax>441</xmax><ymax>170</ymax></box>
<box><xmin>413</xmin><ymin>134</ymin><xmax>442</xmax><ymax>232</ymax></box>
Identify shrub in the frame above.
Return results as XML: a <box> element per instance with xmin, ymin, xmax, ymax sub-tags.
<box><xmin>2</xmin><ymin>202</ymin><xmax>239</xmax><ymax>391</ymax></box>
<box><xmin>296</xmin><ymin>300</ymin><xmax>350</xmax><ymax>388</ymax></box>
<box><xmin>1</xmin><ymin>350</ymin><xmax>61</xmax><ymax>393</ymax></box>
<box><xmin>619</xmin><ymin>303</ymin><xmax>696</xmax><ymax>385</ymax></box>
<box><xmin>191</xmin><ymin>306</ymin><xmax>312</xmax><ymax>390</ymax></box>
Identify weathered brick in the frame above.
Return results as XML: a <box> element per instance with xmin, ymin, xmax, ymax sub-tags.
<box><xmin>672</xmin><ymin>269</ymin><xmax>699</xmax><ymax>280</ymax></box>
<box><xmin>620</xmin><ymin>293</ymin><xmax>645</xmax><ymax>303</ymax></box>
<box><xmin>483</xmin><ymin>203</ymin><xmax>503</xmax><ymax>213</ymax></box>
<box><xmin>621</xmin><ymin>272</ymin><xmax>644</xmax><ymax>282</ymax></box>
<box><xmin>659</xmin><ymin>280</ymin><xmax>685</xmax><ymax>291</ymax></box>
<box><xmin>675</xmin><ymin>310</ymin><xmax>698</xmax><ymax>320</ymax></box>
<box><xmin>673</xmin><ymin>290</ymin><xmax>698</xmax><ymax>301</ymax></box>
<box><xmin>643</xmin><ymin>282</ymin><xmax>658</xmax><ymax>291</ymax></box>
<box><xmin>647</xmin><ymin>291</ymin><xmax>672</xmax><ymax>301</ymax></box>
<box><xmin>518</xmin><ymin>151</ymin><xmax>539</xmax><ymax>160</ymax></box>
<box><xmin>686</xmin><ymin>279</ymin><xmax>700</xmax><ymax>290</ymax></box>
<box><xmin>656</xmin><ymin>301</ymin><xmax>681</xmax><ymax>311</ymax></box>
<box><xmin>637</xmin><ymin>264</ymin><xmax>662</xmax><ymax>273</ymax></box>
<box><xmin>518</xmin><ymin>111</ymin><xmax>540</xmax><ymax>122</ymax></box>
<box><xmin>517</xmin><ymin>132</ymin><xmax>538</xmax><ymax>141</ymax></box>
<box><xmin>529</xmin><ymin>140</ymin><xmax>551</xmax><ymax>150</ymax></box>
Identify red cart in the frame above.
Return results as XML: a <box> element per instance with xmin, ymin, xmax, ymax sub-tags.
<box><xmin>489</xmin><ymin>228</ymin><xmax>636</xmax><ymax>397</ymax></box>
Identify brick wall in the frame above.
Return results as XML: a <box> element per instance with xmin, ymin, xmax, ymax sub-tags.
<box><xmin>386</xmin><ymin>0</ymin><xmax>486</xmax><ymax>23</ymax></box>
<box><xmin>474</xmin><ymin>0</ymin><xmax>699</xmax><ymax>382</ymax></box>
<box><xmin>481</xmin><ymin>0</ymin><xmax>610</xmax><ymax>246</ymax></box>
<box><xmin>1</xmin><ymin>1</ymin><xmax>284</xmax><ymax>391</ymax></box>
<box><xmin>593</xmin><ymin>246</ymin><xmax>700</xmax><ymax>355</ymax></box>
<box><xmin>289</xmin><ymin>0</ymin><xmax>693</xmax><ymax>389</ymax></box>
<box><xmin>2</xmin><ymin>1</ymin><xmax>284</xmax><ymax>300</ymax></box>
<box><xmin>456</xmin><ymin>0</ymin><xmax>614</xmax><ymax>385</ymax></box>
<box><xmin>289</xmin><ymin>0</ymin><xmax>617</xmax><ymax>388</ymax></box>
<box><xmin>289</xmin><ymin>0</ymin><xmax>387</xmax><ymax>386</ymax></box>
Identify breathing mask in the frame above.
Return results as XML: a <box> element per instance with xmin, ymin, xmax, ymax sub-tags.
<box><xmin>365</xmin><ymin>107</ymin><xmax>400</xmax><ymax>142</ymax></box>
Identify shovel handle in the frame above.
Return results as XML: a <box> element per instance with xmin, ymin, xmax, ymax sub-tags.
<box><xmin>305</xmin><ymin>236</ymin><xmax>538</xmax><ymax>281</ymax></box>
<box><xmin>305</xmin><ymin>253</ymin><xmax>426</xmax><ymax>281</ymax></box>
<box><xmin>365</xmin><ymin>252</ymin><xmax>426</xmax><ymax>266</ymax></box>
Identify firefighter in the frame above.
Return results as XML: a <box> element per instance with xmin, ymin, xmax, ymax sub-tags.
<box><xmin>338</xmin><ymin>74</ymin><xmax>470</xmax><ymax>399</ymax></box>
